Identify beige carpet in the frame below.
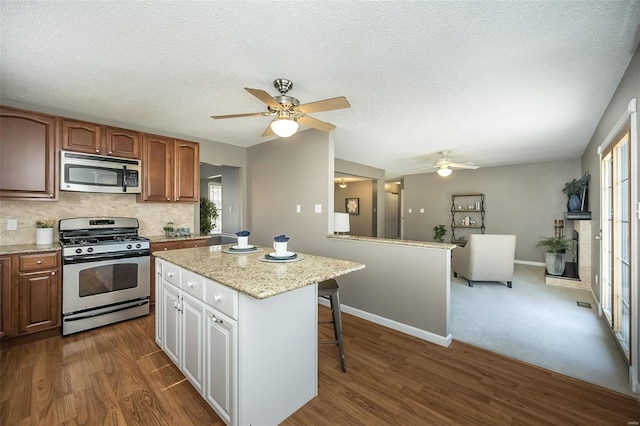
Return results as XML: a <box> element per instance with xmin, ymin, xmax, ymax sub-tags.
<box><xmin>450</xmin><ymin>264</ymin><xmax>634</xmax><ymax>396</ymax></box>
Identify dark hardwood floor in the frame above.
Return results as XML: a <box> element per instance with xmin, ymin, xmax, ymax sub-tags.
<box><xmin>1</xmin><ymin>307</ymin><xmax>639</xmax><ymax>425</ymax></box>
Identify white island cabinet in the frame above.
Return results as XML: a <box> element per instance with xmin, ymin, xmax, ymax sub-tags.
<box><xmin>156</xmin><ymin>258</ymin><xmax>320</xmax><ymax>425</ymax></box>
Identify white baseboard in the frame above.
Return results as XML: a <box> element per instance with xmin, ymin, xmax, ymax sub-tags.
<box><xmin>318</xmin><ymin>298</ymin><xmax>452</xmax><ymax>348</ymax></box>
<box><xmin>514</xmin><ymin>260</ymin><xmax>546</xmax><ymax>267</ymax></box>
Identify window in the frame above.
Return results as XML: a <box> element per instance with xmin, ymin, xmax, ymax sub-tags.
<box><xmin>208</xmin><ymin>181</ymin><xmax>222</xmax><ymax>233</ymax></box>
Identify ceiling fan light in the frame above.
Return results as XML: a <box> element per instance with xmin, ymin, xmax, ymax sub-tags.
<box><xmin>270</xmin><ymin>117</ymin><xmax>299</xmax><ymax>137</ymax></box>
<box><xmin>437</xmin><ymin>166</ymin><xmax>452</xmax><ymax>177</ymax></box>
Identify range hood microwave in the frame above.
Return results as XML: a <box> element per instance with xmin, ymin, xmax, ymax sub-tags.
<box><xmin>60</xmin><ymin>150</ymin><xmax>142</xmax><ymax>194</ymax></box>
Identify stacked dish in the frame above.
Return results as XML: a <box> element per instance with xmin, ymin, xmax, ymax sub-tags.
<box><xmin>224</xmin><ymin>245</ymin><xmax>259</xmax><ymax>254</ymax></box>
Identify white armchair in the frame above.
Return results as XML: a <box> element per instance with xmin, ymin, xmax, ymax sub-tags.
<box><xmin>452</xmin><ymin>234</ymin><xmax>516</xmax><ymax>288</ymax></box>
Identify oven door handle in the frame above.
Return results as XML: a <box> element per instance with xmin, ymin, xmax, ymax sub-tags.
<box><xmin>63</xmin><ymin>250</ymin><xmax>150</xmax><ymax>264</ymax></box>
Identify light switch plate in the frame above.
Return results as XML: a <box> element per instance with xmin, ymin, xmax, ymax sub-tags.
<box><xmin>7</xmin><ymin>219</ymin><xmax>17</xmax><ymax>231</ymax></box>
<box><xmin>296</xmin><ymin>204</ymin><xmax>301</xmax><ymax>213</ymax></box>
<box><xmin>314</xmin><ymin>204</ymin><xmax>322</xmax><ymax>213</ymax></box>
<box><xmin>420</xmin><ymin>208</ymin><xmax>425</xmax><ymax>213</ymax></box>
<box><xmin>408</xmin><ymin>208</ymin><xmax>412</xmax><ymax>213</ymax></box>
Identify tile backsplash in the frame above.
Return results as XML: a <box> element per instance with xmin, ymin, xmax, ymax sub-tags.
<box><xmin>0</xmin><ymin>192</ymin><xmax>195</xmax><ymax>245</ymax></box>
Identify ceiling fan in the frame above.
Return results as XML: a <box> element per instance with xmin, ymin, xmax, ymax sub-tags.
<box><xmin>211</xmin><ymin>78</ymin><xmax>350</xmax><ymax>138</ymax></box>
<box><xmin>421</xmin><ymin>151</ymin><xmax>479</xmax><ymax>177</ymax></box>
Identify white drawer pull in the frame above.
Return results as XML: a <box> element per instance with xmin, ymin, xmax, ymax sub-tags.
<box><xmin>187</xmin><ymin>281</ymin><xmax>194</xmax><ymax>288</ymax></box>
<box><xmin>214</xmin><ymin>295</ymin><xmax>221</xmax><ymax>303</ymax></box>
<box><xmin>167</xmin><ymin>272</ymin><xmax>174</xmax><ymax>277</ymax></box>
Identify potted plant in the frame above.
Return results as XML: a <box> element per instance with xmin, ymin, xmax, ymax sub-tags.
<box><xmin>536</xmin><ymin>236</ymin><xmax>573</xmax><ymax>275</ymax></box>
<box><xmin>200</xmin><ymin>197</ymin><xmax>219</xmax><ymax>235</ymax></box>
<box><xmin>35</xmin><ymin>220</ymin><xmax>54</xmax><ymax>245</ymax></box>
<box><xmin>163</xmin><ymin>222</ymin><xmax>175</xmax><ymax>237</ymax></box>
<box><xmin>433</xmin><ymin>224</ymin><xmax>447</xmax><ymax>243</ymax></box>
<box><xmin>562</xmin><ymin>173</ymin><xmax>590</xmax><ymax>212</ymax></box>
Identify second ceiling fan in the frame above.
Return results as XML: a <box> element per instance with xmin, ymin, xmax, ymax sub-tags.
<box><xmin>211</xmin><ymin>78</ymin><xmax>350</xmax><ymax>138</ymax></box>
<box><xmin>422</xmin><ymin>151</ymin><xmax>479</xmax><ymax>176</ymax></box>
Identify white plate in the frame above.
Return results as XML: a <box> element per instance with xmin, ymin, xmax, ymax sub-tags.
<box><xmin>268</xmin><ymin>251</ymin><xmax>296</xmax><ymax>258</ymax></box>
<box><xmin>231</xmin><ymin>245</ymin><xmax>255</xmax><ymax>250</ymax></box>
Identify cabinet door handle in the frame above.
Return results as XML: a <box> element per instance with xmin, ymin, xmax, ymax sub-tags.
<box><xmin>96</xmin><ymin>149</ymin><xmax>100</xmax><ymax>153</ymax></box>
<box><xmin>193</xmin><ymin>244</ymin><xmax>198</xmax><ymax>247</ymax></box>
<box><xmin>177</xmin><ymin>197</ymin><xmax>180</xmax><ymax>201</ymax></box>
<box><xmin>166</xmin><ymin>197</ymin><xmax>170</xmax><ymax>201</ymax></box>
<box><xmin>51</xmin><ymin>271</ymin><xmax>56</xmax><ymax>276</ymax></box>
<box><xmin>108</xmin><ymin>151</ymin><xmax>112</xmax><ymax>154</ymax></box>
<box><xmin>49</xmin><ymin>194</ymin><xmax>54</xmax><ymax>198</ymax></box>
<box><xmin>163</xmin><ymin>247</ymin><xmax>168</xmax><ymax>251</ymax></box>
<box><xmin>211</xmin><ymin>314</ymin><xmax>223</xmax><ymax>324</ymax></box>
<box><xmin>36</xmin><ymin>260</ymin><xmax>42</xmax><ymax>264</ymax></box>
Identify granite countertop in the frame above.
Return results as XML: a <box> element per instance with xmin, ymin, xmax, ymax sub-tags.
<box><xmin>329</xmin><ymin>234</ymin><xmax>457</xmax><ymax>250</ymax></box>
<box><xmin>146</xmin><ymin>234</ymin><xmax>212</xmax><ymax>244</ymax></box>
<box><xmin>154</xmin><ymin>245</ymin><xmax>365</xmax><ymax>300</ymax></box>
<box><xmin>0</xmin><ymin>243</ymin><xmax>61</xmax><ymax>256</ymax></box>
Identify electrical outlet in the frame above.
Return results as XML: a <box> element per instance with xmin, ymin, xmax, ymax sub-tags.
<box><xmin>420</xmin><ymin>208</ymin><xmax>425</xmax><ymax>213</ymax></box>
<box><xmin>7</xmin><ymin>219</ymin><xmax>17</xmax><ymax>231</ymax></box>
<box><xmin>408</xmin><ymin>208</ymin><xmax>412</xmax><ymax>213</ymax></box>
<box><xmin>314</xmin><ymin>204</ymin><xmax>322</xmax><ymax>214</ymax></box>
<box><xmin>296</xmin><ymin>204</ymin><xmax>301</xmax><ymax>213</ymax></box>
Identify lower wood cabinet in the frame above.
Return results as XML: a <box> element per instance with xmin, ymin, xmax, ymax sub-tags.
<box><xmin>0</xmin><ymin>256</ymin><xmax>12</xmax><ymax>339</ymax></box>
<box><xmin>0</xmin><ymin>251</ymin><xmax>61</xmax><ymax>340</ymax></box>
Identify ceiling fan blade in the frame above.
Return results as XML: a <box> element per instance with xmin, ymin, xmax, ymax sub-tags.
<box><xmin>298</xmin><ymin>115</ymin><xmax>336</xmax><ymax>132</ymax></box>
<box><xmin>262</xmin><ymin>122</ymin><xmax>275</xmax><ymax>137</ymax></box>
<box><xmin>450</xmin><ymin>163</ymin><xmax>478</xmax><ymax>169</ymax></box>
<box><xmin>245</xmin><ymin>88</ymin><xmax>282</xmax><ymax>109</ymax></box>
<box><xmin>211</xmin><ymin>112</ymin><xmax>266</xmax><ymax>119</ymax></box>
<box><xmin>298</xmin><ymin>96</ymin><xmax>351</xmax><ymax>114</ymax></box>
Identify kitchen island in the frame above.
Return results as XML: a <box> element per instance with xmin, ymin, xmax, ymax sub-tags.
<box><xmin>153</xmin><ymin>245</ymin><xmax>364</xmax><ymax>426</ymax></box>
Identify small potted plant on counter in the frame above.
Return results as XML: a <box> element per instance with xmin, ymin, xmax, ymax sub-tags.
<box><xmin>35</xmin><ymin>220</ymin><xmax>55</xmax><ymax>245</ymax></box>
<box><xmin>536</xmin><ymin>235</ymin><xmax>573</xmax><ymax>275</ymax></box>
<box><xmin>163</xmin><ymin>222</ymin><xmax>175</xmax><ymax>238</ymax></box>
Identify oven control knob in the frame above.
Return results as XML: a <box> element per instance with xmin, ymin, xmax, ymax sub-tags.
<box><xmin>75</xmin><ymin>248</ymin><xmax>82</xmax><ymax>254</ymax></box>
<box><xmin>127</xmin><ymin>244</ymin><xmax>132</xmax><ymax>249</ymax></box>
<box><xmin>87</xmin><ymin>247</ymin><xmax>93</xmax><ymax>253</ymax></box>
<box><xmin>136</xmin><ymin>243</ymin><xmax>141</xmax><ymax>249</ymax></box>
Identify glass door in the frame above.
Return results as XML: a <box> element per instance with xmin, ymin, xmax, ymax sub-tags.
<box><xmin>600</xmin><ymin>130</ymin><xmax>631</xmax><ymax>363</ymax></box>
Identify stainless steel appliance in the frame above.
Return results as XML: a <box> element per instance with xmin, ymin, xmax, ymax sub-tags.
<box><xmin>60</xmin><ymin>150</ymin><xmax>142</xmax><ymax>193</ymax></box>
<box><xmin>60</xmin><ymin>217</ymin><xmax>150</xmax><ymax>335</ymax></box>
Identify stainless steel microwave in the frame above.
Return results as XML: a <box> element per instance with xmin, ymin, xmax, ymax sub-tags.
<box><xmin>60</xmin><ymin>150</ymin><xmax>142</xmax><ymax>194</ymax></box>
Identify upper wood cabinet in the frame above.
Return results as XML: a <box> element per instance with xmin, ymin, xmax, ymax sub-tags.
<box><xmin>139</xmin><ymin>135</ymin><xmax>199</xmax><ymax>203</ymax></box>
<box><xmin>0</xmin><ymin>106</ymin><xmax>58</xmax><ymax>200</ymax></box>
<box><xmin>62</xmin><ymin>119</ymin><xmax>140</xmax><ymax>159</ymax></box>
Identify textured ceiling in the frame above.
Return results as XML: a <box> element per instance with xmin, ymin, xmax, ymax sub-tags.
<box><xmin>2</xmin><ymin>1</ymin><xmax>640</xmax><ymax>180</ymax></box>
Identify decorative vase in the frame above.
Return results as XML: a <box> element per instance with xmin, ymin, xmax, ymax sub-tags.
<box><xmin>568</xmin><ymin>194</ymin><xmax>581</xmax><ymax>212</ymax></box>
<box><xmin>545</xmin><ymin>252</ymin><xmax>566</xmax><ymax>276</ymax></box>
<box><xmin>35</xmin><ymin>228</ymin><xmax>54</xmax><ymax>245</ymax></box>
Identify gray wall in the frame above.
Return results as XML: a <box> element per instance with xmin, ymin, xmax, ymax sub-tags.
<box><xmin>247</xmin><ymin>130</ymin><xmax>452</xmax><ymax>340</ymax></box>
<box><xmin>402</xmin><ymin>159</ymin><xmax>582</xmax><ymax>262</ymax></box>
<box><xmin>334</xmin><ymin>180</ymin><xmax>374</xmax><ymax>237</ymax></box>
<box><xmin>581</xmin><ymin>44</ymin><xmax>639</xmax><ymax>388</ymax></box>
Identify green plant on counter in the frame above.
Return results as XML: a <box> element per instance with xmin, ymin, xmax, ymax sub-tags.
<box><xmin>163</xmin><ymin>222</ymin><xmax>175</xmax><ymax>233</ymax></box>
<box><xmin>433</xmin><ymin>224</ymin><xmax>447</xmax><ymax>243</ymax></box>
<box><xmin>200</xmin><ymin>197</ymin><xmax>219</xmax><ymax>235</ymax></box>
<box><xmin>36</xmin><ymin>220</ymin><xmax>54</xmax><ymax>228</ymax></box>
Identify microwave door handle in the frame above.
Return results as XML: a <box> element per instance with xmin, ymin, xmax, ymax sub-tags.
<box><xmin>122</xmin><ymin>165</ymin><xmax>127</xmax><ymax>192</ymax></box>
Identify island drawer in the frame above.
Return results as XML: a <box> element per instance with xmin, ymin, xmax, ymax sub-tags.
<box><xmin>181</xmin><ymin>269</ymin><xmax>205</xmax><ymax>300</ymax></box>
<box><xmin>204</xmin><ymin>278</ymin><xmax>238</xmax><ymax>319</ymax></box>
<box><xmin>162</xmin><ymin>262</ymin><xmax>181</xmax><ymax>286</ymax></box>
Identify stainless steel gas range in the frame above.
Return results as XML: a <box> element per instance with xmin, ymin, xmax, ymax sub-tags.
<box><xmin>59</xmin><ymin>217</ymin><xmax>150</xmax><ymax>335</ymax></box>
